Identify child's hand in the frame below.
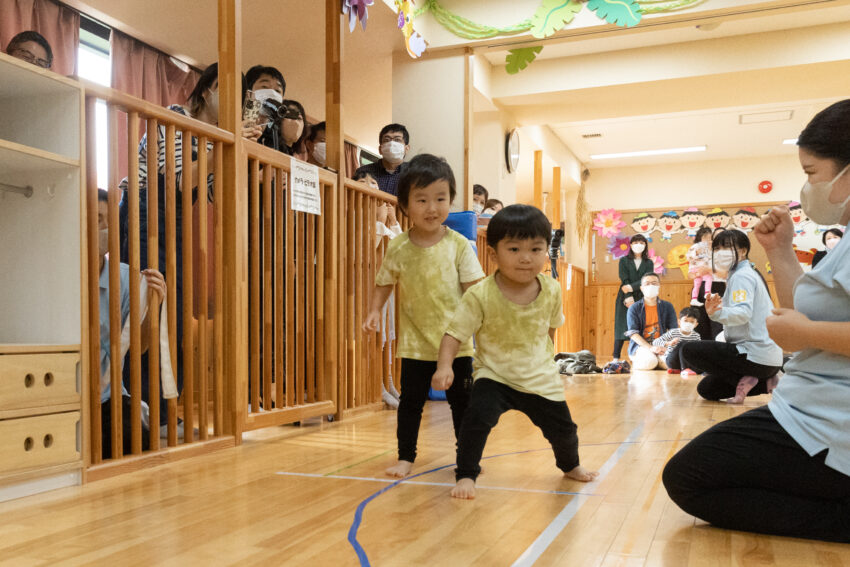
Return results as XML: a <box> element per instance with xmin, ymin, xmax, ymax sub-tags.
<box><xmin>362</xmin><ymin>309</ymin><xmax>382</xmax><ymax>332</ymax></box>
<box><xmin>431</xmin><ymin>366</ymin><xmax>454</xmax><ymax>391</ymax></box>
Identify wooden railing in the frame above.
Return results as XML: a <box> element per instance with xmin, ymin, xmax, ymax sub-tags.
<box><xmin>554</xmin><ymin>261</ymin><xmax>585</xmax><ymax>354</ymax></box>
<box><xmin>243</xmin><ymin>143</ymin><xmax>337</xmax><ymax>429</ymax></box>
<box><xmin>83</xmin><ymin>81</ymin><xmax>236</xmax><ymax>476</ymax></box>
<box><xmin>476</xmin><ymin>228</ymin><xmax>496</xmax><ymax>275</ymax></box>
<box><xmin>338</xmin><ymin>179</ymin><xmax>406</xmax><ymax>417</ymax></box>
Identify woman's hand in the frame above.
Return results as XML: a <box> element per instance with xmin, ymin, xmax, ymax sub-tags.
<box><xmin>142</xmin><ymin>269</ymin><xmax>166</xmax><ymax>307</ymax></box>
<box><xmin>621</xmin><ymin>284</ymin><xmax>633</xmax><ymax>293</ymax></box>
<box><xmin>242</xmin><ymin>120</ymin><xmax>264</xmax><ymax>142</ymax></box>
<box><xmin>624</xmin><ymin>297</ymin><xmax>635</xmax><ymax>308</ymax></box>
<box><xmin>754</xmin><ymin>206</ymin><xmax>795</xmax><ymax>252</ymax></box>
<box><xmin>705</xmin><ymin>293</ymin><xmax>722</xmax><ymax>316</ymax></box>
<box><xmin>767</xmin><ymin>308</ymin><xmax>812</xmax><ymax>352</ymax></box>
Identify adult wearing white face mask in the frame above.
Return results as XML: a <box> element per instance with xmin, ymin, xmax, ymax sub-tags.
<box><xmin>663</xmin><ymin>100</ymin><xmax>850</xmax><ymax>543</ymax></box>
<box><xmin>306</xmin><ymin>121</ymin><xmax>327</xmax><ymax>167</ymax></box>
<box><xmin>624</xmin><ymin>273</ymin><xmax>678</xmax><ymax>371</ymax></box>
<box><xmin>678</xmin><ymin>229</ymin><xmax>782</xmax><ymax>402</ymax></box>
<box><xmin>612</xmin><ymin>234</ymin><xmax>655</xmax><ymax>363</ymax></box>
<box><xmin>353</xmin><ymin>123</ymin><xmax>410</xmax><ymax>196</ymax></box>
<box><xmin>811</xmin><ymin>228</ymin><xmax>843</xmax><ymax>268</ymax></box>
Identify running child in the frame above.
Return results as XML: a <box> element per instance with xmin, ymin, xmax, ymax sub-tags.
<box><xmin>431</xmin><ymin>204</ymin><xmax>598</xmax><ymax>499</ymax></box>
<box><xmin>363</xmin><ymin>153</ymin><xmax>485</xmax><ymax>478</ymax></box>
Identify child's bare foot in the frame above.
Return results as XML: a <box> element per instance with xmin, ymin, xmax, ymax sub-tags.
<box><xmin>451</xmin><ymin>478</ymin><xmax>476</xmax><ymax>499</ymax></box>
<box><xmin>564</xmin><ymin>465</ymin><xmax>599</xmax><ymax>482</ymax></box>
<box><xmin>385</xmin><ymin>460</ymin><xmax>414</xmax><ymax>478</ymax></box>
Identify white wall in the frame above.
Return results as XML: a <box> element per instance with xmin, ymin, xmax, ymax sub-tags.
<box><xmin>471</xmin><ymin>110</ymin><xmax>517</xmax><ymax>204</ymax></box>
<box><xmin>564</xmin><ymin>153</ymin><xmax>803</xmax><ymax>271</ymax></box>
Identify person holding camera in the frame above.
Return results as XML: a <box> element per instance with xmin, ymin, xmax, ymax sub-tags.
<box><xmin>245</xmin><ymin>65</ymin><xmax>286</xmax><ymax>151</ymax></box>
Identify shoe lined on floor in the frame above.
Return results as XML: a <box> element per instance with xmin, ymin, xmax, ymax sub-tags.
<box><xmin>667</xmin><ymin>368</ymin><xmax>681</xmax><ymax>374</ymax></box>
<box><xmin>680</xmin><ymin>369</ymin><xmax>698</xmax><ymax>377</ymax></box>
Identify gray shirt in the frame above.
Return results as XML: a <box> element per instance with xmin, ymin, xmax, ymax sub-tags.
<box><xmin>769</xmin><ymin>233</ymin><xmax>850</xmax><ymax>476</ymax></box>
<box><xmin>709</xmin><ymin>261</ymin><xmax>783</xmax><ymax>366</ymax></box>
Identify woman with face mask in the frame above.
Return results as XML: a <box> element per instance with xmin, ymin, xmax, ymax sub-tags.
<box><xmin>664</xmin><ymin>100</ymin><xmax>850</xmax><ymax>545</ymax></box>
<box><xmin>277</xmin><ymin>99</ymin><xmax>308</xmax><ymax>159</ymax></box>
<box><xmin>611</xmin><ymin>234</ymin><xmax>655</xmax><ymax>365</ymax></box>
<box><xmin>678</xmin><ymin>229</ymin><xmax>783</xmax><ymax>402</ymax></box>
<box><xmin>811</xmin><ymin>228</ymin><xmax>843</xmax><ymax>268</ymax></box>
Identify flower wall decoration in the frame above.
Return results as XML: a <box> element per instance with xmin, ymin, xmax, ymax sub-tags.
<box><xmin>592</xmin><ymin>209</ymin><xmax>626</xmax><ymax>238</ymax></box>
<box><xmin>649</xmin><ymin>248</ymin><xmax>666</xmax><ymax>275</ymax></box>
<box><xmin>342</xmin><ymin>0</ymin><xmax>374</xmax><ymax>32</ymax></box>
<box><xmin>607</xmin><ymin>233</ymin><xmax>631</xmax><ymax>259</ymax></box>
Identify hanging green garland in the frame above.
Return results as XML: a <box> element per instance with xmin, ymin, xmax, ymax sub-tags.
<box><xmin>408</xmin><ymin>0</ymin><xmax>707</xmax><ymax>73</ymax></box>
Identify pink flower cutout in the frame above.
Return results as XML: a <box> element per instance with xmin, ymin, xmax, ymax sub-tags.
<box><xmin>607</xmin><ymin>233</ymin><xmax>631</xmax><ymax>259</ymax></box>
<box><xmin>649</xmin><ymin>248</ymin><xmax>666</xmax><ymax>275</ymax></box>
<box><xmin>593</xmin><ymin>209</ymin><xmax>626</xmax><ymax>238</ymax></box>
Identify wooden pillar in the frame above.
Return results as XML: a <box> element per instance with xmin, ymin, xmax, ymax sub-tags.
<box><xmin>552</xmin><ymin>166</ymin><xmax>561</xmax><ymax>229</ymax></box>
<box><xmin>533</xmin><ymin>150</ymin><xmax>543</xmax><ymax>210</ymax></box>
<box><xmin>218</xmin><ymin>0</ymin><xmax>247</xmax><ymax>441</ymax></box>
<box><xmin>463</xmin><ymin>48</ymin><xmax>473</xmax><ymax>211</ymax></box>
<box><xmin>326</xmin><ymin>0</ymin><xmax>343</xmax><ymax>420</ymax></box>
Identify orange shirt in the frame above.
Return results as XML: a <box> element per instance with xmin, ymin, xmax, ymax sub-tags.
<box><xmin>643</xmin><ymin>303</ymin><xmax>660</xmax><ymax>343</ymax></box>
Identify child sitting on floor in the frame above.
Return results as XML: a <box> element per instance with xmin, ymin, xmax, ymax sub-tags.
<box><xmin>652</xmin><ymin>306</ymin><xmax>702</xmax><ymax>374</ymax></box>
<box><xmin>432</xmin><ymin>204</ymin><xmax>599</xmax><ymax>499</ymax></box>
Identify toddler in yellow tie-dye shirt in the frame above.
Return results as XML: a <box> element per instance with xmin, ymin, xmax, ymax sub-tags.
<box><xmin>363</xmin><ymin>154</ymin><xmax>485</xmax><ymax>479</ymax></box>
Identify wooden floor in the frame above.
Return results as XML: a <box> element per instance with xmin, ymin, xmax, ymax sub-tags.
<box><xmin>2</xmin><ymin>371</ymin><xmax>849</xmax><ymax>566</ymax></box>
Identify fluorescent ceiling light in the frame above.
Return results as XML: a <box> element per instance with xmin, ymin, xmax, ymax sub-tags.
<box><xmin>590</xmin><ymin>145</ymin><xmax>707</xmax><ymax>160</ymax></box>
<box><xmin>783</xmin><ymin>138</ymin><xmax>798</xmax><ymax>145</ymax></box>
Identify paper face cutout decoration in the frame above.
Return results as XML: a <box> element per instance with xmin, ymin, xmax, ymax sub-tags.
<box><xmin>680</xmin><ymin>208</ymin><xmax>706</xmax><ymax>238</ymax></box>
<box><xmin>704</xmin><ymin>208</ymin><xmax>731</xmax><ymax>230</ymax></box>
<box><xmin>732</xmin><ymin>207</ymin><xmax>759</xmax><ymax>233</ymax></box>
<box><xmin>658</xmin><ymin>211</ymin><xmax>681</xmax><ymax>241</ymax></box>
<box><xmin>667</xmin><ymin>244</ymin><xmax>691</xmax><ymax>278</ymax></box>
<box><xmin>788</xmin><ymin>201</ymin><xmax>811</xmax><ymax>236</ymax></box>
<box><xmin>630</xmin><ymin>212</ymin><xmax>656</xmax><ymax>241</ymax></box>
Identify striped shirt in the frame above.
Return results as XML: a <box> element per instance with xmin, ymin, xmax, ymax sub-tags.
<box><xmin>652</xmin><ymin>328</ymin><xmax>701</xmax><ymax>358</ymax></box>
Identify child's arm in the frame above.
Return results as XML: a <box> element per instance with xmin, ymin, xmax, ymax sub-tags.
<box><xmin>432</xmin><ymin>334</ymin><xmax>462</xmax><ymax>390</ymax></box>
<box><xmin>362</xmin><ymin>284</ymin><xmax>393</xmax><ymax>332</ymax></box>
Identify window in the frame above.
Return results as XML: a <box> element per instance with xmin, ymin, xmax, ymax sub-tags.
<box><xmin>77</xmin><ymin>16</ymin><xmax>111</xmax><ymax>189</ymax></box>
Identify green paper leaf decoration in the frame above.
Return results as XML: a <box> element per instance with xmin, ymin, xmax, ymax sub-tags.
<box><xmin>586</xmin><ymin>0</ymin><xmax>642</xmax><ymax>28</ymax></box>
<box><xmin>506</xmin><ymin>46</ymin><xmax>543</xmax><ymax>75</ymax></box>
<box><xmin>530</xmin><ymin>0</ymin><xmax>582</xmax><ymax>38</ymax></box>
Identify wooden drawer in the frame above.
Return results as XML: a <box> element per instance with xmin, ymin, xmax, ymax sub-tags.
<box><xmin>0</xmin><ymin>411</ymin><xmax>80</xmax><ymax>474</ymax></box>
<box><xmin>0</xmin><ymin>353</ymin><xmax>80</xmax><ymax>411</ymax></box>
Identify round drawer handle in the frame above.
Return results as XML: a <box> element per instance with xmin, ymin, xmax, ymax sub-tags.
<box><xmin>24</xmin><ymin>437</ymin><xmax>34</xmax><ymax>451</ymax></box>
<box><xmin>25</xmin><ymin>374</ymin><xmax>35</xmax><ymax>388</ymax></box>
<box><xmin>43</xmin><ymin>434</ymin><xmax>54</xmax><ymax>448</ymax></box>
<box><xmin>44</xmin><ymin>372</ymin><xmax>55</xmax><ymax>386</ymax></box>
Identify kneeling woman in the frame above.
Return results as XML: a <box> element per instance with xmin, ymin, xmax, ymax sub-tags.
<box><xmin>679</xmin><ymin>229</ymin><xmax>783</xmax><ymax>403</ymax></box>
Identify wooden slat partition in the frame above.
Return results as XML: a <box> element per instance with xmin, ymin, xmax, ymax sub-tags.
<box><xmin>553</xmin><ymin>261</ymin><xmax>586</xmax><ymax>354</ymax></box>
<box><xmin>83</xmin><ymin>82</ymin><xmax>233</xmax><ymax>473</ymax></box>
<box><xmin>476</xmin><ymin>228</ymin><xmax>496</xmax><ymax>275</ymax></box>
<box><xmin>242</xmin><ymin>145</ymin><xmax>338</xmax><ymax>429</ymax></box>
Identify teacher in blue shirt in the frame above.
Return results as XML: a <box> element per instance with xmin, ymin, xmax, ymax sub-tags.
<box><xmin>663</xmin><ymin>99</ymin><xmax>850</xmax><ymax>543</ymax></box>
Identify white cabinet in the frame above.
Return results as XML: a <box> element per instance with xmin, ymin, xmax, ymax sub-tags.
<box><xmin>0</xmin><ymin>53</ymin><xmax>87</xmax><ymax>501</ymax></box>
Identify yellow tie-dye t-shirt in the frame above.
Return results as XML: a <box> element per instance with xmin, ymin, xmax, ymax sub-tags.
<box><xmin>375</xmin><ymin>227</ymin><xmax>485</xmax><ymax>360</ymax></box>
<box><xmin>446</xmin><ymin>273</ymin><xmax>566</xmax><ymax>401</ymax></box>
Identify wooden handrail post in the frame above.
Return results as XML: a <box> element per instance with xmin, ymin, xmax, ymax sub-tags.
<box><xmin>326</xmin><ymin>0</ymin><xmax>343</xmax><ymax>420</ymax></box>
<box><xmin>534</xmin><ymin>150</ymin><xmax>543</xmax><ymax>210</ymax></box>
<box><xmin>552</xmin><ymin>166</ymin><xmax>561</xmax><ymax>229</ymax></box>
<box><xmin>219</xmin><ymin>0</ymin><xmax>247</xmax><ymax>441</ymax></box>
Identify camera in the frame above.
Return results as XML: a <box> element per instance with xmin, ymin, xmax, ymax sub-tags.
<box><xmin>549</xmin><ymin>228</ymin><xmax>564</xmax><ymax>279</ymax></box>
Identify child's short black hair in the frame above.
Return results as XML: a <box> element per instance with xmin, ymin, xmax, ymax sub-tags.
<box><xmin>486</xmin><ymin>204</ymin><xmax>551</xmax><ymax>248</ymax></box>
<box><xmin>396</xmin><ymin>154</ymin><xmax>456</xmax><ymax>213</ymax></box>
<box><xmin>679</xmin><ymin>306</ymin><xmax>700</xmax><ymax>320</ymax></box>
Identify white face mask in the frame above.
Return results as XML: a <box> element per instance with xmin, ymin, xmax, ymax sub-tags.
<box><xmin>680</xmin><ymin>321</ymin><xmax>696</xmax><ymax>333</ymax></box>
<box><xmin>800</xmin><ymin>163</ymin><xmax>850</xmax><ymax>225</ymax></box>
<box><xmin>253</xmin><ymin>88</ymin><xmax>283</xmax><ymax>105</ymax></box>
<box><xmin>482</xmin><ymin>208</ymin><xmax>497</xmax><ymax>216</ymax></box>
<box><xmin>825</xmin><ymin>236</ymin><xmax>841</xmax><ymax>250</ymax></box>
<box><xmin>713</xmin><ymin>249</ymin><xmax>736</xmax><ymax>270</ymax></box>
<box><xmin>631</xmin><ymin>243</ymin><xmax>646</xmax><ymax>255</ymax></box>
<box><xmin>380</xmin><ymin>141</ymin><xmax>406</xmax><ymax>165</ymax></box>
<box><xmin>473</xmin><ymin>203</ymin><xmax>484</xmax><ymax>214</ymax></box>
<box><xmin>98</xmin><ymin>228</ymin><xmax>109</xmax><ymax>257</ymax></box>
<box><xmin>641</xmin><ymin>284</ymin><xmax>660</xmax><ymax>299</ymax></box>
<box><xmin>282</xmin><ymin>118</ymin><xmax>303</xmax><ymax>146</ymax></box>
<box><xmin>312</xmin><ymin>142</ymin><xmax>327</xmax><ymax>165</ymax></box>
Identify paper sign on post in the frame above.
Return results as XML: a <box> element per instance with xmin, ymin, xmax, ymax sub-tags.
<box><xmin>290</xmin><ymin>160</ymin><xmax>322</xmax><ymax>215</ymax></box>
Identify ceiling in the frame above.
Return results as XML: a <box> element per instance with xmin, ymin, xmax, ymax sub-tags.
<box><xmin>476</xmin><ymin>2</ymin><xmax>850</xmax><ymax>169</ymax></box>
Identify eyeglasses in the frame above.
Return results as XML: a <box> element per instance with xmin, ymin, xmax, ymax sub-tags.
<box><xmin>381</xmin><ymin>136</ymin><xmax>405</xmax><ymax>145</ymax></box>
<box><xmin>10</xmin><ymin>47</ymin><xmax>51</xmax><ymax>68</ymax></box>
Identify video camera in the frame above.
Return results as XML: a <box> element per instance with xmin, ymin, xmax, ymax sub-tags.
<box><xmin>549</xmin><ymin>228</ymin><xmax>564</xmax><ymax>279</ymax></box>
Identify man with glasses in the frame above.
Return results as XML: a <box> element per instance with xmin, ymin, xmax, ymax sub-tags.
<box><xmin>5</xmin><ymin>30</ymin><xmax>53</xmax><ymax>69</ymax></box>
<box><xmin>354</xmin><ymin>123</ymin><xmax>411</xmax><ymax>196</ymax></box>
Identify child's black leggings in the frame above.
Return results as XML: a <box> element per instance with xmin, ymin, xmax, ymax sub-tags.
<box><xmin>455</xmin><ymin>378</ymin><xmax>580</xmax><ymax>481</ymax></box>
<box><xmin>397</xmin><ymin>357</ymin><xmax>472</xmax><ymax>463</ymax></box>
